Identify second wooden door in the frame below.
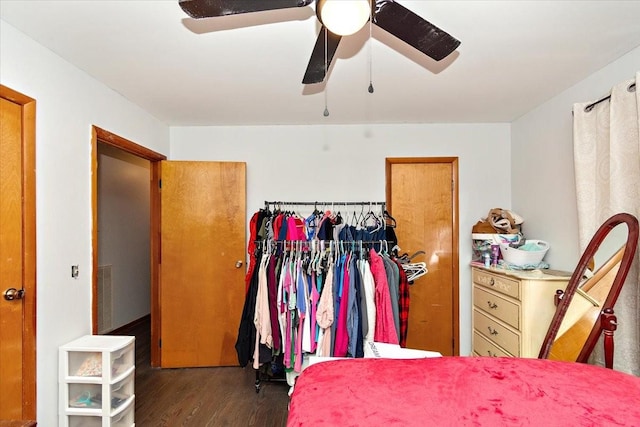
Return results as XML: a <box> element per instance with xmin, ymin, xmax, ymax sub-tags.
<box><xmin>386</xmin><ymin>158</ymin><xmax>459</xmax><ymax>356</ymax></box>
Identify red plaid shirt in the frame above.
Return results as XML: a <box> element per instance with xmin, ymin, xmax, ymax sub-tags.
<box><xmin>394</xmin><ymin>258</ymin><xmax>411</xmax><ymax>347</ymax></box>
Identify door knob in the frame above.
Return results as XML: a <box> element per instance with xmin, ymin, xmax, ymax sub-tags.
<box><xmin>4</xmin><ymin>287</ymin><xmax>25</xmax><ymax>301</ymax></box>
<box><xmin>235</xmin><ymin>260</ymin><xmax>243</xmax><ymax>268</ymax></box>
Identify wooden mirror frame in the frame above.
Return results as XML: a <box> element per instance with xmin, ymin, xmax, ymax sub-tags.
<box><xmin>538</xmin><ymin>212</ymin><xmax>639</xmax><ymax>363</ymax></box>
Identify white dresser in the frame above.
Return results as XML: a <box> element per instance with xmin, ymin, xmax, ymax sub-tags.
<box><xmin>472</xmin><ymin>266</ymin><xmax>570</xmax><ymax>358</ymax></box>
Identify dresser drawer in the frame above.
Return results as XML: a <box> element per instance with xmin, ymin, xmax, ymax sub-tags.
<box><xmin>473</xmin><ymin>269</ymin><xmax>520</xmax><ymax>299</ymax></box>
<box><xmin>473</xmin><ymin>286</ymin><xmax>520</xmax><ymax>329</ymax></box>
<box><xmin>473</xmin><ymin>331</ymin><xmax>512</xmax><ymax>357</ymax></box>
<box><xmin>473</xmin><ymin>309</ymin><xmax>520</xmax><ymax>356</ymax></box>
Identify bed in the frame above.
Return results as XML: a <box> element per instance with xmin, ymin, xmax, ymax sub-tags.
<box><xmin>286</xmin><ymin>356</ymin><xmax>640</xmax><ymax>426</ymax></box>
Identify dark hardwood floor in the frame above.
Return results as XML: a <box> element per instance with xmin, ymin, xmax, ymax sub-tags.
<box><xmin>112</xmin><ymin>317</ymin><xmax>290</xmax><ymax>426</ymax></box>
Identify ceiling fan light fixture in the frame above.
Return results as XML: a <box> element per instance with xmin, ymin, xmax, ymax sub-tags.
<box><xmin>317</xmin><ymin>0</ymin><xmax>371</xmax><ymax>36</ymax></box>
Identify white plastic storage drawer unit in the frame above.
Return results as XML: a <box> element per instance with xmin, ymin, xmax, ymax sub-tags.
<box><xmin>59</xmin><ymin>335</ymin><xmax>135</xmax><ymax>427</ymax></box>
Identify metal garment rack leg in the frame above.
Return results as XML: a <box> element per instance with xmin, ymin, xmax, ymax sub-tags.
<box><xmin>254</xmin><ymin>361</ymin><xmax>288</xmax><ymax>393</ymax></box>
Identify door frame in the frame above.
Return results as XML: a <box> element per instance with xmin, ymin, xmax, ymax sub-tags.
<box><xmin>91</xmin><ymin>126</ymin><xmax>165</xmax><ymax>367</ymax></box>
<box><xmin>385</xmin><ymin>157</ymin><xmax>460</xmax><ymax>355</ymax></box>
<box><xmin>0</xmin><ymin>85</ymin><xmax>37</xmax><ymax>419</ymax></box>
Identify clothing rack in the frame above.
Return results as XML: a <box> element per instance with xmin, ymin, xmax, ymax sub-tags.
<box><xmin>265</xmin><ymin>201</ymin><xmax>386</xmax><ymax>206</ymax></box>
<box><xmin>241</xmin><ymin>200</ymin><xmax>425</xmax><ymax>394</ymax></box>
<box><xmin>264</xmin><ymin>200</ymin><xmax>386</xmax><ymax>209</ymax></box>
<box><xmin>255</xmin><ymin>239</ymin><xmax>396</xmax><ymax>254</ymax></box>
<box><xmin>256</xmin><ymin>240</ymin><xmax>394</xmax><ymax>245</ymax></box>
<box><xmin>256</xmin><ymin>200</ymin><xmax>396</xmax><ymax>255</ymax></box>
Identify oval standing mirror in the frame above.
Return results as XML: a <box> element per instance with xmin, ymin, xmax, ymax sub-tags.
<box><xmin>538</xmin><ymin>213</ymin><xmax>639</xmax><ymax>366</ymax></box>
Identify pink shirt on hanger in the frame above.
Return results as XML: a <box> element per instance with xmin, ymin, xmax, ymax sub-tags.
<box><xmin>333</xmin><ymin>253</ymin><xmax>351</xmax><ymax>357</ymax></box>
<box><xmin>369</xmin><ymin>249</ymin><xmax>399</xmax><ymax>345</ymax></box>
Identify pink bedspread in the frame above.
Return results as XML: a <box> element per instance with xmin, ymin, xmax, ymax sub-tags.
<box><xmin>287</xmin><ymin>356</ymin><xmax>640</xmax><ymax>426</ymax></box>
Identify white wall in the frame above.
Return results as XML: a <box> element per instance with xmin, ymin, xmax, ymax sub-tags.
<box><xmin>98</xmin><ymin>144</ymin><xmax>151</xmax><ymax>331</ymax></box>
<box><xmin>170</xmin><ymin>123</ymin><xmax>513</xmax><ymax>356</ymax></box>
<box><xmin>1</xmin><ymin>20</ymin><xmax>169</xmax><ymax>424</ymax></box>
<box><xmin>512</xmin><ymin>47</ymin><xmax>640</xmax><ymax>271</ymax></box>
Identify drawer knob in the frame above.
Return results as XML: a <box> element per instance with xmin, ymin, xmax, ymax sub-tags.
<box><xmin>489</xmin><ymin>278</ymin><xmax>495</xmax><ymax>286</ymax></box>
<box><xmin>487</xmin><ymin>326</ymin><xmax>499</xmax><ymax>335</ymax></box>
<box><xmin>487</xmin><ymin>350</ymin><xmax>497</xmax><ymax>357</ymax></box>
<box><xmin>487</xmin><ymin>301</ymin><xmax>498</xmax><ymax>310</ymax></box>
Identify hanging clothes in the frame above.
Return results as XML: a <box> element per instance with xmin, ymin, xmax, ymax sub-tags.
<box><xmin>395</xmin><ymin>258</ymin><xmax>411</xmax><ymax>347</ymax></box>
<box><xmin>360</xmin><ymin>257</ymin><xmax>376</xmax><ymax>345</ymax></box>
<box><xmin>333</xmin><ymin>252</ymin><xmax>351</xmax><ymax>357</ymax></box>
<box><xmin>267</xmin><ymin>255</ymin><xmax>281</xmax><ymax>351</ymax></box>
<box><xmin>347</xmin><ymin>254</ymin><xmax>364</xmax><ymax>358</ymax></box>
<box><xmin>315</xmin><ymin>258</ymin><xmax>335</xmax><ymax>357</ymax></box>
<box><xmin>382</xmin><ymin>254</ymin><xmax>401</xmax><ymax>343</ymax></box>
<box><xmin>236</xmin><ymin>202</ymin><xmax>416</xmax><ymax>376</ymax></box>
<box><xmin>235</xmin><ymin>251</ymin><xmax>262</xmax><ymax>367</ymax></box>
<box><xmin>245</xmin><ymin>209</ymin><xmax>266</xmax><ymax>294</ymax></box>
<box><xmin>369</xmin><ymin>248</ymin><xmax>399</xmax><ymax>345</ymax></box>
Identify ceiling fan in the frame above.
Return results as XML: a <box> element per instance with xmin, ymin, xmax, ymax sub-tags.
<box><xmin>178</xmin><ymin>0</ymin><xmax>461</xmax><ymax>84</ymax></box>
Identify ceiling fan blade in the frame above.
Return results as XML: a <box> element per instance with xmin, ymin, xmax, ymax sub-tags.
<box><xmin>302</xmin><ymin>26</ymin><xmax>342</xmax><ymax>84</ymax></box>
<box><xmin>179</xmin><ymin>0</ymin><xmax>313</xmax><ymax>19</ymax></box>
<box><xmin>373</xmin><ymin>0</ymin><xmax>460</xmax><ymax>61</ymax></box>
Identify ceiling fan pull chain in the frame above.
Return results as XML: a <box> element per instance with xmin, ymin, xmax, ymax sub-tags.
<box><xmin>323</xmin><ymin>27</ymin><xmax>330</xmax><ymax>117</ymax></box>
<box><xmin>368</xmin><ymin>12</ymin><xmax>374</xmax><ymax>94</ymax></box>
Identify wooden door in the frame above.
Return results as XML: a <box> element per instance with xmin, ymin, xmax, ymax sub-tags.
<box><xmin>0</xmin><ymin>87</ymin><xmax>36</xmax><ymax>420</ymax></box>
<box><xmin>159</xmin><ymin>161</ymin><xmax>246</xmax><ymax>367</ymax></box>
<box><xmin>386</xmin><ymin>158</ymin><xmax>459</xmax><ymax>356</ymax></box>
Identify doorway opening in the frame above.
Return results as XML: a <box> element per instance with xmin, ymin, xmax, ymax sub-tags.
<box><xmin>91</xmin><ymin>126</ymin><xmax>165</xmax><ymax>367</ymax></box>
<box><xmin>96</xmin><ymin>143</ymin><xmax>151</xmax><ymax>334</ymax></box>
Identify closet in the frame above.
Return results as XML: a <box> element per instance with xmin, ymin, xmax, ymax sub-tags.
<box><xmin>235</xmin><ymin>201</ymin><xmax>427</xmax><ymax>390</ymax></box>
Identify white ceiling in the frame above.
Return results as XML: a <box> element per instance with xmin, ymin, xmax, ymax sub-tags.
<box><xmin>2</xmin><ymin>0</ymin><xmax>640</xmax><ymax>126</ymax></box>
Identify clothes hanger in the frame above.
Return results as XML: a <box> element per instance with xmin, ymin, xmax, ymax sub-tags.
<box><xmin>314</xmin><ymin>241</ymin><xmax>325</xmax><ymax>274</ymax></box>
<box><xmin>371</xmin><ymin>206</ymin><xmax>385</xmax><ymax>233</ymax></box>
<box><xmin>355</xmin><ymin>204</ymin><xmax>365</xmax><ymax>229</ymax></box>
<box><xmin>396</xmin><ymin>250</ymin><xmax>426</xmax><ymax>264</ymax></box>
<box><xmin>342</xmin><ymin>203</ymin><xmax>350</xmax><ymax>225</ymax></box>
<box><xmin>362</xmin><ymin>204</ymin><xmax>378</xmax><ymax>228</ymax></box>
<box><xmin>359</xmin><ymin>204</ymin><xmax>369</xmax><ymax>227</ymax></box>
<box><xmin>383</xmin><ymin>210</ymin><xmax>397</xmax><ymax>228</ymax></box>
<box><xmin>310</xmin><ymin>240</ymin><xmax>319</xmax><ymax>273</ymax></box>
<box><xmin>402</xmin><ymin>262</ymin><xmax>428</xmax><ymax>282</ymax></box>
